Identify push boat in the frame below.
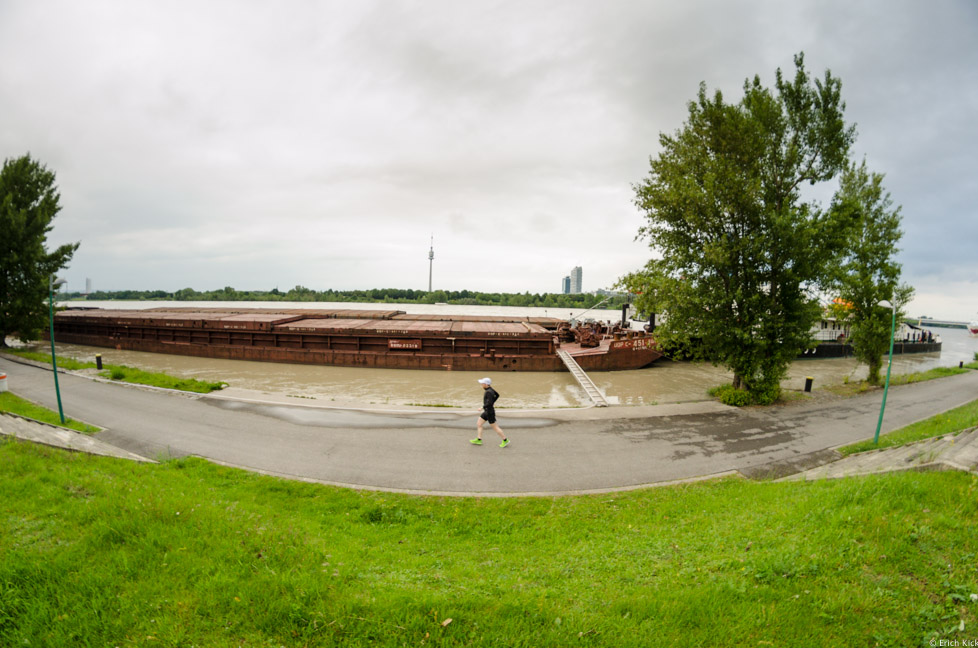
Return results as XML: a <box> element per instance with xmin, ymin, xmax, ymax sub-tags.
<box><xmin>51</xmin><ymin>307</ymin><xmax>663</xmax><ymax>372</ymax></box>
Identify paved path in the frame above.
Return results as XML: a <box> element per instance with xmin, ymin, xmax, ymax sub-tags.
<box><xmin>2</xmin><ymin>355</ymin><xmax>977</xmax><ymax>496</ymax></box>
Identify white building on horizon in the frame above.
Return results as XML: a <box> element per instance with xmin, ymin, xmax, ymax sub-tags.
<box><xmin>569</xmin><ymin>266</ymin><xmax>582</xmax><ymax>294</ymax></box>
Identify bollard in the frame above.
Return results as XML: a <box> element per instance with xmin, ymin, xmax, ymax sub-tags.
<box><xmin>804</xmin><ymin>376</ymin><xmax>814</xmax><ymax>393</ymax></box>
<box><xmin>0</xmin><ymin>372</ymin><xmax>7</xmax><ymax>393</ymax></box>
<box><xmin>96</xmin><ymin>354</ymin><xmax>102</xmax><ymax>370</ymax></box>
<box><xmin>960</xmin><ymin>361</ymin><xmax>964</xmax><ymax>369</ymax></box>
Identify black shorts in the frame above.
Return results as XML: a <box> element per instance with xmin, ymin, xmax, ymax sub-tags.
<box><xmin>480</xmin><ymin>409</ymin><xmax>496</xmax><ymax>424</ymax></box>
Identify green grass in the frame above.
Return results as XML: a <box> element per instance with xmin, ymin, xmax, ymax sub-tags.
<box><xmin>839</xmin><ymin>398</ymin><xmax>978</xmax><ymax>456</ymax></box>
<box><xmin>1</xmin><ymin>349</ymin><xmax>224</xmax><ymax>393</ymax></box>
<box><xmin>708</xmin><ymin>384</ymin><xmax>809</xmax><ymax>407</ymax></box>
<box><xmin>885</xmin><ymin>366</ymin><xmax>971</xmax><ymax>385</ymax></box>
<box><xmin>0</xmin><ymin>392</ymin><xmax>100</xmax><ymax>434</ymax></box>
<box><xmin>1</xmin><ymin>348</ymin><xmax>96</xmax><ymax>371</ymax></box>
<box><xmin>96</xmin><ymin>364</ymin><xmax>225</xmax><ymax>393</ymax></box>
<box><xmin>1</xmin><ymin>441</ymin><xmax>976</xmax><ymax>646</ymax></box>
<box><xmin>407</xmin><ymin>403</ymin><xmax>458</xmax><ymax>408</ymax></box>
<box><xmin>826</xmin><ymin>365</ymin><xmax>972</xmax><ymax>398</ymax></box>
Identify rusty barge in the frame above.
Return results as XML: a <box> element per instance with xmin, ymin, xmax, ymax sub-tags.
<box><xmin>52</xmin><ymin>307</ymin><xmax>663</xmax><ymax>372</ymax></box>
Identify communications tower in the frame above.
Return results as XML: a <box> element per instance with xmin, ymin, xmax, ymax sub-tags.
<box><xmin>428</xmin><ymin>236</ymin><xmax>434</xmax><ymax>292</ymax></box>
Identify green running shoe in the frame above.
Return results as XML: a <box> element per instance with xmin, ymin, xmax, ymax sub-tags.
<box><xmin>469</xmin><ymin>439</ymin><xmax>482</xmax><ymax>445</ymax></box>
<box><xmin>499</xmin><ymin>439</ymin><xmax>509</xmax><ymax>448</ymax></box>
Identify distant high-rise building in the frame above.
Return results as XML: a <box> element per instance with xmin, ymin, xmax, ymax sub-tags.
<box><xmin>562</xmin><ymin>276</ymin><xmax>571</xmax><ymax>294</ymax></box>
<box><xmin>85</xmin><ymin>278</ymin><xmax>92</xmax><ymax>294</ymax></box>
<box><xmin>570</xmin><ymin>266</ymin><xmax>582</xmax><ymax>294</ymax></box>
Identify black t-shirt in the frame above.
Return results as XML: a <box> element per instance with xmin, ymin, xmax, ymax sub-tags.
<box><xmin>483</xmin><ymin>386</ymin><xmax>499</xmax><ymax>411</ymax></box>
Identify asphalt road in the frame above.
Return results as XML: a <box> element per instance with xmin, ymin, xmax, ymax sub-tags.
<box><xmin>3</xmin><ymin>355</ymin><xmax>977</xmax><ymax>496</ymax></box>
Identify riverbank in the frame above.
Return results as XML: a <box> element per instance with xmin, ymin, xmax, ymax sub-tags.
<box><xmin>1</xmin><ymin>348</ymin><xmax>225</xmax><ymax>394</ymax></box>
<box><xmin>5</xmin><ymin>353</ymin><xmax>978</xmax><ymax>497</ymax></box>
<box><xmin>10</xmin><ymin>301</ymin><xmax>978</xmax><ymax>408</ymax></box>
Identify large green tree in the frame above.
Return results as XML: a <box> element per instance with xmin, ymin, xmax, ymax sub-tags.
<box><xmin>623</xmin><ymin>54</ymin><xmax>855</xmax><ymax>402</ymax></box>
<box><xmin>829</xmin><ymin>160</ymin><xmax>913</xmax><ymax>385</ymax></box>
<box><xmin>0</xmin><ymin>154</ymin><xmax>79</xmax><ymax>346</ymax></box>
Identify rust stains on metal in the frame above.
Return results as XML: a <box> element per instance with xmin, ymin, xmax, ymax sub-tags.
<box><xmin>52</xmin><ymin>308</ymin><xmax>662</xmax><ymax>372</ymax></box>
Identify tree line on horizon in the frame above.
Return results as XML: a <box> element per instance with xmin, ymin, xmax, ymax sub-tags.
<box><xmin>66</xmin><ymin>286</ymin><xmax>626</xmax><ymax>310</ymax></box>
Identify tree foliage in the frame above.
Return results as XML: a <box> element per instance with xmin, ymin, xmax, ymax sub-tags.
<box><xmin>0</xmin><ymin>154</ymin><xmax>79</xmax><ymax>346</ymax></box>
<box><xmin>829</xmin><ymin>160</ymin><xmax>913</xmax><ymax>385</ymax></box>
<box><xmin>623</xmin><ymin>54</ymin><xmax>856</xmax><ymax>402</ymax></box>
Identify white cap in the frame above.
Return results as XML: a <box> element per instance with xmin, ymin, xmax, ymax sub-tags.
<box><xmin>477</xmin><ymin>377</ymin><xmax>492</xmax><ymax>385</ymax></box>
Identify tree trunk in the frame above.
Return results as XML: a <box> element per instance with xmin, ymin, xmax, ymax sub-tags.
<box><xmin>866</xmin><ymin>359</ymin><xmax>881</xmax><ymax>386</ymax></box>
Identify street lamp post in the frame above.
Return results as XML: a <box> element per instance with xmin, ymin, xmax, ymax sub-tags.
<box><xmin>49</xmin><ymin>275</ymin><xmax>67</xmax><ymax>424</ymax></box>
<box><xmin>873</xmin><ymin>299</ymin><xmax>897</xmax><ymax>444</ymax></box>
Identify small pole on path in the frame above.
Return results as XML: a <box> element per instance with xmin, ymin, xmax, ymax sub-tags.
<box><xmin>873</xmin><ymin>300</ymin><xmax>897</xmax><ymax>445</ymax></box>
<box><xmin>49</xmin><ymin>275</ymin><xmax>67</xmax><ymax>424</ymax></box>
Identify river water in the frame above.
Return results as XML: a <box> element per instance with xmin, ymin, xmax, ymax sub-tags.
<box><xmin>27</xmin><ymin>301</ymin><xmax>978</xmax><ymax>409</ymax></box>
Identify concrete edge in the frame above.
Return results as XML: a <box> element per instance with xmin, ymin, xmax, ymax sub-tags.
<box><xmin>195</xmin><ymin>456</ymin><xmax>745</xmax><ymax>497</ymax></box>
<box><xmin>796</xmin><ymin>462</ymin><xmax>953</xmax><ymax>482</ymax></box>
<box><xmin>0</xmin><ymin>412</ymin><xmax>154</xmax><ymax>463</ymax></box>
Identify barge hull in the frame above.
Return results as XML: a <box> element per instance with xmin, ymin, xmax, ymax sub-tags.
<box><xmin>51</xmin><ymin>332</ymin><xmax>566</xmax><ymax>371</ymax></box>
<box><xmin>799</xmin><ymin>341</ymin><xmax>942</xmax><ymax>358</ymax></box>
<box><xmin>52</xmin><ymin>308</ymin><xmax>662</xmax><ymax>372</ymax></box>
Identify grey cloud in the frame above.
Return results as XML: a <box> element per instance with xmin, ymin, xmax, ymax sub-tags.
<box><xmin>1</xmin><ymin>0</ymin><xmax>976</xmax><ymax>318</ymax></box>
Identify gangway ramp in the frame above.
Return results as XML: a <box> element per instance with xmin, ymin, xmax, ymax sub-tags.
<box><xmin>556</xmin><ymin>349</ymin><xmax>609</xmax><ymax>407</ymax></box>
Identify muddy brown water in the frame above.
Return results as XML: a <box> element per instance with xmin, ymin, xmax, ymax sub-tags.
<box><xmin>26</xmin><ymin>301</ymin><xmax>977</xmax><ymax>409</ymax></box>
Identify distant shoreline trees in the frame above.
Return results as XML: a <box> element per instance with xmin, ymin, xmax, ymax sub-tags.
<box><xmin>65</xmin><ymin>287</ymin><xmax>627</xmax><ymax>310</ymax></box>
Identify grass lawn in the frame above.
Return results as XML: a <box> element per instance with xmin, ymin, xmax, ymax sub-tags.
<box><xmin>0</xmin><ymin>392</ymin><xmax>100</xmax><ymax>434</ymax></box>
<box><xmin>1</xmin><ymin>440</ymin><xmax>976</xmax><ymax>646</ymax></box>
<box><xmin>1</xmin><ymin>348</ymin><xmax>96</xmax><ymax>371</ymax></box>
<box><xmin>824</xmin><ymin>366</ymin><xmax>973</xmax><ymax>399</ymax></box>
<box><xmin>885</xmin><ymin>366</ymin><xmax>974</xmax><ymax>386</ymax></box>
<box><xmin>1</xmin><ymin>349</ymin><xmax>225</xmax><ymax>393</ymax></box>
<box><xmin>99</xmin><ymin>364</ymin><xmax>225</xmax><ymax>393</ymax></box>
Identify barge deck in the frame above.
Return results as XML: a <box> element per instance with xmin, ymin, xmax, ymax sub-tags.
<box><xmin>52</xmin><ymin>308</ymin><xmax>663</xmax><ymax>372</ymax></box>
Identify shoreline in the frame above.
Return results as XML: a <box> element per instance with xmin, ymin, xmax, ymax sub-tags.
<box><xmin>0</xmin><ymin>348</ymin><xmax>730</xmax><ymax>420</ymax></box>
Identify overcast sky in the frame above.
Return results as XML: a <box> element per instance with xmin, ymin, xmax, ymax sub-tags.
<box><xmin>2</xmin><ymin>1</ymin><xmax>976</xmax><ymax>320</ymax></box>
